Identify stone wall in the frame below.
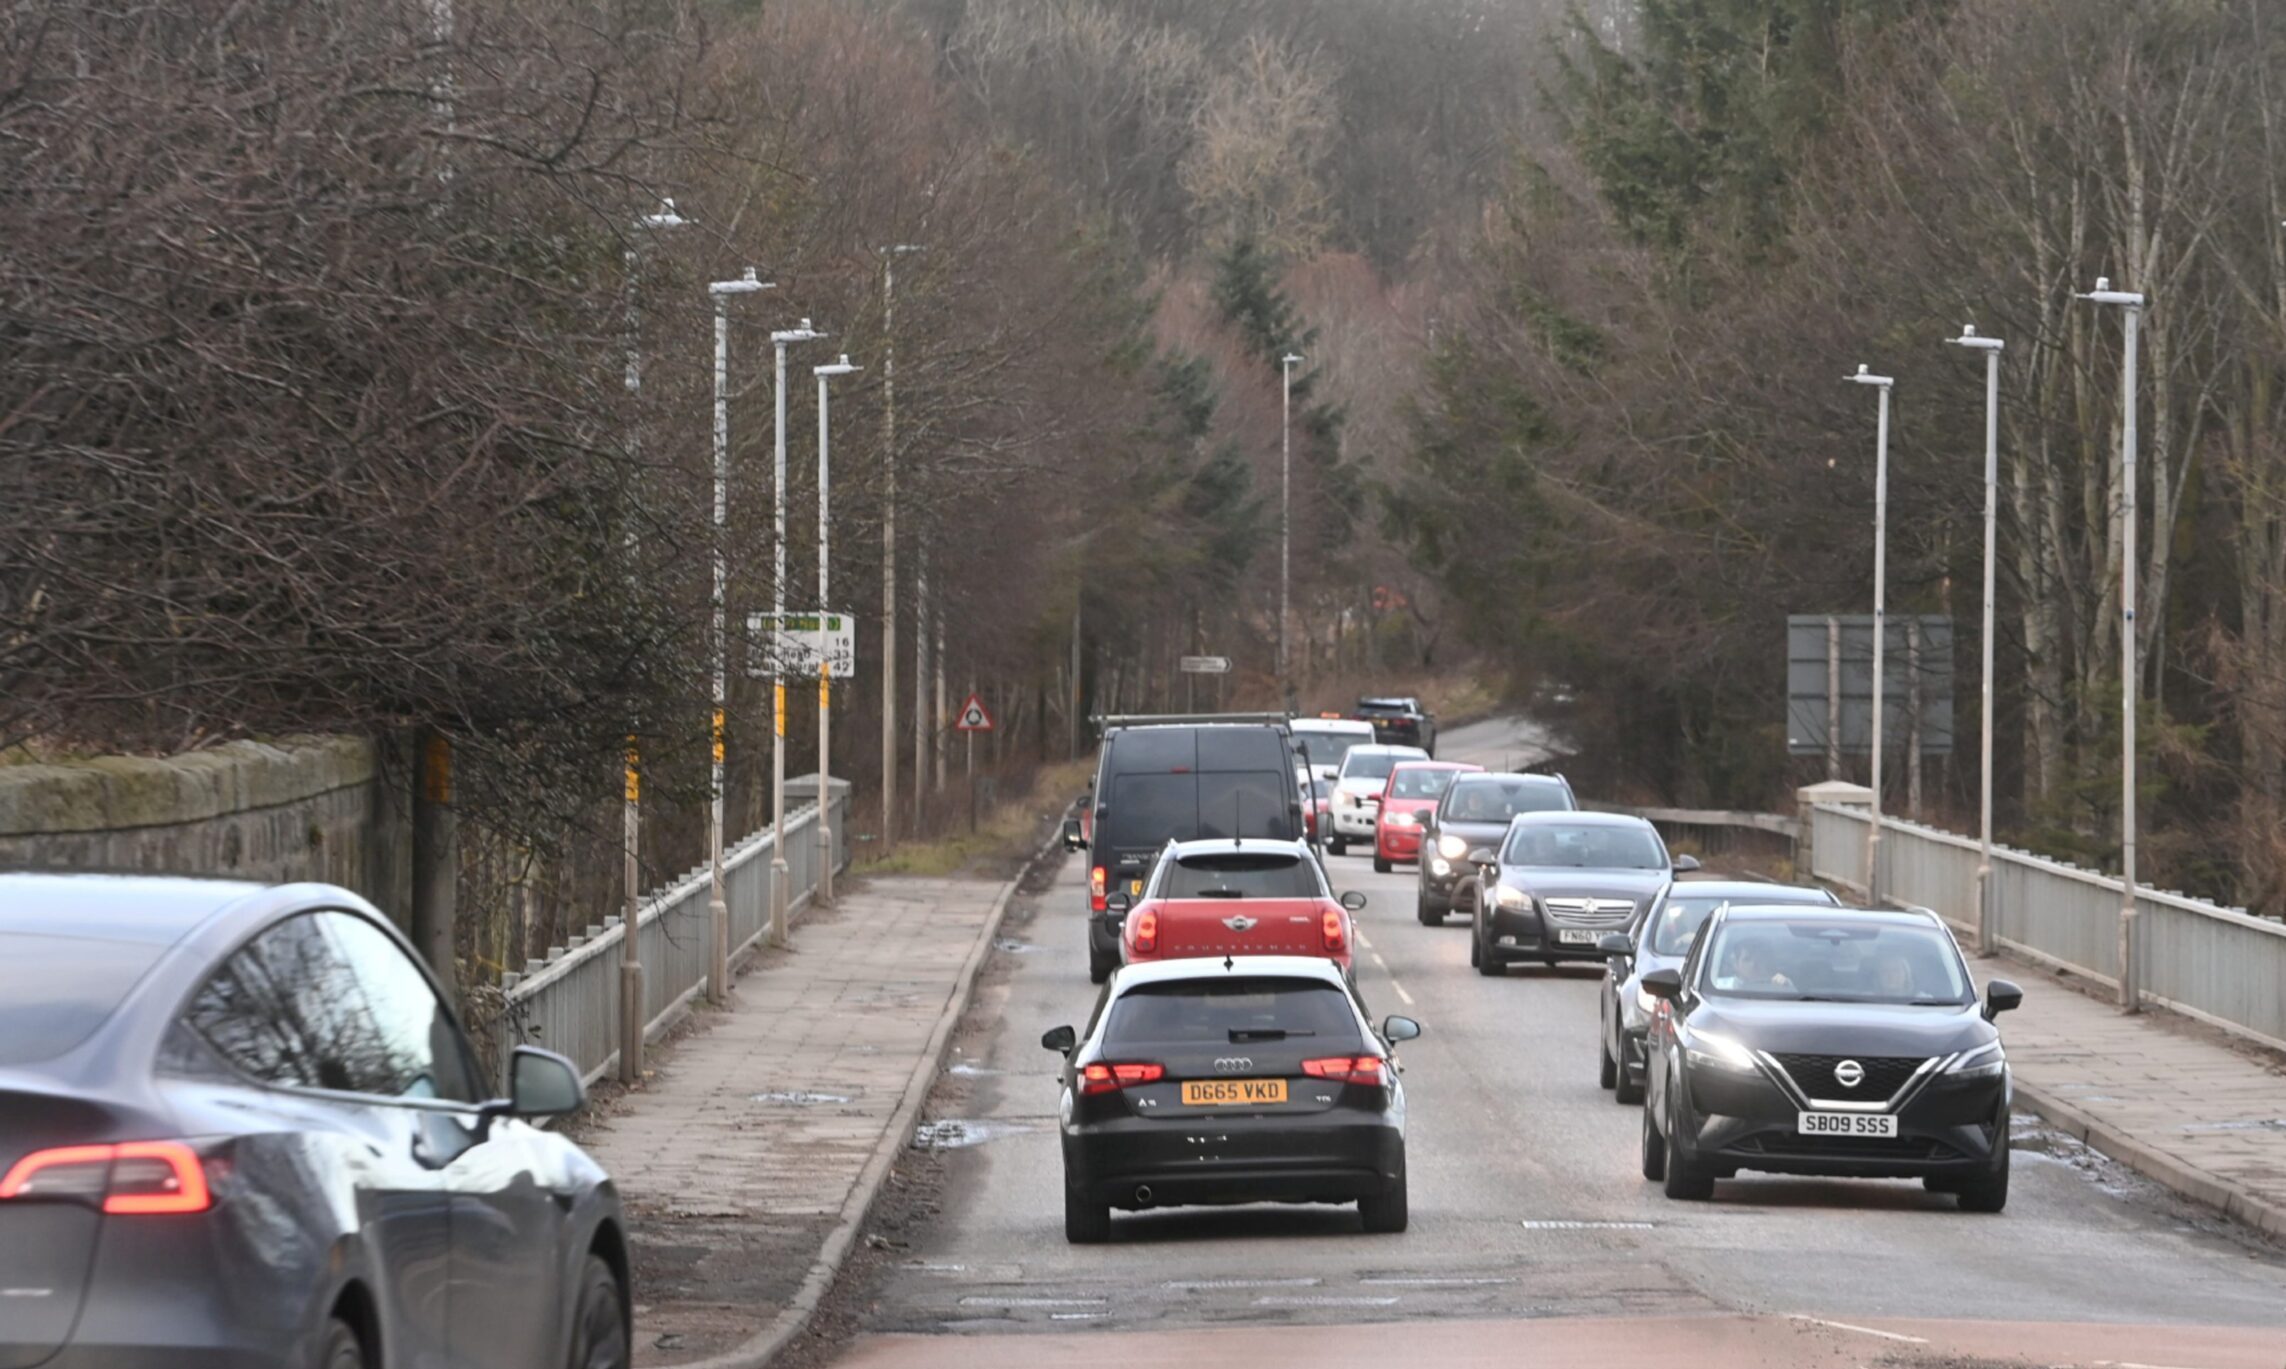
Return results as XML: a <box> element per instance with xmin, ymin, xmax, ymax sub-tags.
<box><xmin>0</xmin><ymin>735</ymin><xmax>411</xmax><ymax>925</ymax></box>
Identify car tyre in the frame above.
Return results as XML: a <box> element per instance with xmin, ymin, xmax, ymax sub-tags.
<box><xmin>1064</xmin><ymin>1187</ymin><xmax>1112</xmax><ymax>1244</ymax></box>
<box><xmin>1416</xmin><ymin>897</ymin><xmax>1443</xmax><ymax>926</ymax></box>
<box><xmin>568</xmin><ymin>1254</ymin><xmax>630</xmax><ymax>1369</ymax></box>
<box><xmin>319</xmin><ymin>1319</ymin><xmax>365</xmax><ymax>1369</ymax></box>
<box><xmin>1359</xmin><ymin>1165</ymin><xmax>1409</xmax><ymax>1234</ymax></box>
<box><xmin>1328</xmin><ymin>838</ymin><xmax>1347</xmax><ymax>856</ymax></box>
<box><xmin>1086</xmin><ymin>942</ymin><xmax>1115</xmax><ymax>985</ymax></box>
<box><xmin>1613</xmin><ymin>1054</ymin><xmax>1644</xmax><ymax>1106</ymax></box>
<box><xmin>1660</xmin><ymin>1094</ymin><xmax>1715</xmax><ymax>1201</ymax></box>
<box><xmin>1598</xmin><ymin>1033</ymin><xmax>1618</xmax><ymax>1090</ymax></box>
<box><xmin>1955</xmin><ymin>1143</ymin><xmax>2010</xmax><ymax>1214</ymax></box>
<box><xmin>1472</xmin><ymin>924</ymin><xmax>1501</xmax><ymax>977</ymax></box>
<box><xmin>1639</xmin><ymin>1098</ymin><xmax>1667</xmax><ymax>1181</ymax></box>
<box><xmin>1373</xmin><ymin>855</ymin><xmax>1393</xmax><ymax>874</ymax></box>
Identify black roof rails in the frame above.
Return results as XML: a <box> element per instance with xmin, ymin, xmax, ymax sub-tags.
<box><xmin>1090</xmin><ymin>711</ymin><xmax>1292</xmax><ymax>729</ymax></box>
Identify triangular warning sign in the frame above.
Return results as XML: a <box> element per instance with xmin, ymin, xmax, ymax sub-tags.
<box><xmin>953</xmin><ymin>692</ymin><xmax>995</xmax><ymax>732</ymax></box>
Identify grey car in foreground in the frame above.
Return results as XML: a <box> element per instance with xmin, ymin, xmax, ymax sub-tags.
<box><xmin>1470</xmin><ymin>812</ymin><xmax>1695</xmax><ymax>976</ymax></box>
<box><xmin>0</xmin><ymin>872</ymin><xmax>629</xmax><ymax>1369</ymax></box>
<box><xmin>1598</xmin><ymin>880</ymin><xmax>1841</xmax><ymax>1103</ymax></box>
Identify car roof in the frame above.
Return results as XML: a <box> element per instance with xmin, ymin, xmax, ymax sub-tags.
<box><xmin>1451</xmin><ymin>770</ymin><xmax>1566</xmax><ymax>786</ymax></box>
<box><xmin>1110</xmin><ymin>954</ymin><xmax>1349</xmax><ymax>990</ymax></box>
<box><xmin>1718</xmin><ymin>903</ymin><xmax>1937</xmax><ymax>928</ymax></box>
<box><xmin>1665</xmin><ymin>880</ymin><xmax>1838</xmax><ymax>903</ymax></box>
<box><xmin>1358</xmin><ymin>697</ymin><xmax>1418</xmax><ymax>708</ymax></box>
<box><xmin>0</xmin><ymin>870</ymin><xmax>271</xmax><ymax>947</ymax></box>
<box><xmin>1344</xmin><ymin>744</ymin><xmax>1428</xmax><ymax>758</ymax></box>
<box><xmin>1389</xmin><ymin>760</ymin><xmax>1477</xmax><ymax>773</ymax></box>
<box><xmin>1290</xmin><ymin>717</ymin><xmax>1374</xmax><ymax>732</ymax></box>
<box><xmin>1163</xmin><ymin>837</ymin><xmax>1312</xmax><ymax>860</ymax></box>
<box><xmin>1508</xmin><ymin>810</ymin><xmax>1651</xmax><ymax>829</ymax></box>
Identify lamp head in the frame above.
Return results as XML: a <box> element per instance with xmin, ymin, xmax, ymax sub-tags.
<box><xmin>2077</xmin><ymin>277</ymin><xmax>2146</xmax><ymax>307</ymax></box>
<box><xmin>709</xmin><ymin>266</ymin><xmax>773</xmax><ymax>297</ymax></box>
<box><xmin>815</xmin><ymin>354</ymin><xmax>862</xmax><ymax>378</ymax></box>
<box><xmin>1948</xmin><ymin>324</ymin><xmax>2005</xmax><ymax>352</ymax></box>
<box><xmin>641</xmin><ymin>198</ymin><xmax>689</xmax><ymax>229</ymax></box>
<box><xmin>1846</xmin><ymin>364</ymin><xmax>1895</xmax><ymax>388</ymax></box>
<box><xmin>772</xmin><ymin>317</ymin><xmax>828</xmax><ymax>344</ymax></box>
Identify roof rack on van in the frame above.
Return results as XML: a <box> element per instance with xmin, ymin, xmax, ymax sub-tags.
<box><xmin>1089</xmin><ymin>712</ymin><xmax>1292</xmax><ymax>729</ymax></box>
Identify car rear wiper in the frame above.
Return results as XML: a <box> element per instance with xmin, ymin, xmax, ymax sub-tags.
<box><xmin>1228</xmin><ymin>1028</ymin><xmax>1315</xmax><ymax>1041</ymax></box>
<box><xmin>1194</xmin><ymin>889</ymin><xmax>1246</xmax><ymax>898</ymax></box>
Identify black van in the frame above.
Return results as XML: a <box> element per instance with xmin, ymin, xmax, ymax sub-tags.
<box><xmin>1062</xmin><ymin>717</ymin><xmax>1307</xmax><ymax>982</ymax></box>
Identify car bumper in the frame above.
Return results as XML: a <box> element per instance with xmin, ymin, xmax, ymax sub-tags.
<box><xmin>1331</xmin><ymin>808</ymin><xmax>1379</xmax><ymax>838</ymax></box>
<box><xmin>1482</xmin><ymin>906</ymin><xmax>1614</xmax><ymax>961</ymax></box>
<box><xmin>1682</xmin><ymin>1070</ymin><xmax>2009</xmax><ymax>1178</ymax></box>
<box><xmin>1375</xmin><ymin>826</ymin><xmax>1424</xmax><ymax>862</ymax></box>
<box><xmin>1064</xmin><ymin>1114</ymin><xmax>1403</xmax><ymax>1209</ymax></box>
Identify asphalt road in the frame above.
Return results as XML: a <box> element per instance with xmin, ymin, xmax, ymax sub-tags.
<box><xmin>812</xmin><ymin>717</ymin><xmax>2286</xmax><ymax>1366</ymax></box>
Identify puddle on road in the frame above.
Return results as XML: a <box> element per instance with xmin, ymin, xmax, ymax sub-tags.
<box><xmin>748</xmin><ymin>1090</ymin><xmax>855</xmax><ymax>1105</ymax></box>
<box><xmin>912</xmin><ymin>1117</ymin><xmax>1045</xmax><ymax>1149</ymax></box>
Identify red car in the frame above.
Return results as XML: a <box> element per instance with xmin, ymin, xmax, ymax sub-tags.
<box><xmin>1300</xmin><ymin>775</ymin><xmax>1335</xmax><ymax>841</ymax></box>
<box><xmin>1113</xmin><ymin>838</ymin><xmax>1363</xmax><ymax>975</ymax></box>
<box><xmin>1373</xmin><ymin>761</ymin><xmax>1484</xmax><ymax>873</ymax></box>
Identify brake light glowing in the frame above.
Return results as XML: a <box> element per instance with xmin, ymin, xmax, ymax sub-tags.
<box><xmin>1079</xmin><ymin>1061</ymin><xmax>1165</xmax><ymax>1095</ymax></box>
<box><xmin>1301</xmin><ymin>1056</ymin><xmax>1385</xmax><ymax>1086</ymax></box>
<box><xmin>1321</xmin><ymin>908</ymin><xmax>1347</xmax><ymax>954</ymax></box>
<box><xmin>1131</xmin><ymin>908</ymin><xmax>1159</xmax><ymax>954</ymax></box>
<box><xmin>0</xmin><ymin>1141</ymin><xmax>211</xmax><ymax>1214</ymax></box>
<box><xmin>1089</xmin><ymin>865</ymin><xmax>1108</xmax><ymax>912</ymax></box>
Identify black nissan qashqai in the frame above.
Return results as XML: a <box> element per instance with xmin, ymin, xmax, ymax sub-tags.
<box><xmin>1639</xmin><ymin>904</ymin><xmax>2021</xmax><ymax>1211</ymax></box>
<box><xmin>1042</xmin><ymin>955</ymin><xmax>1420</xmax><ymax>1244</ymax></box>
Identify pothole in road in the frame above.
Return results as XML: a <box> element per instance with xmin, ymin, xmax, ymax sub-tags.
<box><xmin>912</xmin><ymin>1117</ymin><xmax>1046</xmax><ymax>1149</ymax></box>
<box><xmin>747</xmin><ymin>1090</ymin><xmax>856</xmax><ymax>1105</ymax></box>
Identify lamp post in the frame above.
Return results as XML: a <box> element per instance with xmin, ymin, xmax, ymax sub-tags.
<box><xmin>814</xmin><ymin>353</ymin><xmax>861</xmax><ymax>905</ymax></box>
<box><xmin>618</xmin><ymin>197</ymin><xmax>687</xmax><ymax>1083</ymax></box>
<box><xmin>1948</xmin><ymin>326</ymin><xmax>2004</xmax><ymax>956</ymax></box>
<box><xmin>1847</xmin><ymin>364</ymin><xmax>1896</xmax><ymax>904</ymax></box>
<box><xmin>769</xmin><ymin>317</ymin><xmax>827</xmax><ymax>948</ymax></box>
<box><xmin>2078</xmin><ymin>276</ymin><xmax>2146</xmax><ymax>1013</ymax></box>
<box><xmin>1280</xmin><ymin>352</ymin><xmax>1303</xmax><ymax>694</ymax></box>
<box><xmin>878</xmin><ymin>245</ymin><xmax>922</xmax><ymax>847</ymax></box>
<box><xmin>706</xmin><ymin>268</ymin><xmax>773</xmax><ymax>1005</ymax></box>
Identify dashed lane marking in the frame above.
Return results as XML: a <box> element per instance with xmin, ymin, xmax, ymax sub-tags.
<box><xmin>1391</xmin><ymin>979</ymin><xmax>1416</xmax><ymax>1005</ymax></box>
<box><xmin>959</xmin><ymin>1296</ymin><xmax>1108</xmax><ymax>1308</ymax></box>
<box><xmin>1357</xmin><ymin>1275</ymin><xmax>1516</xmax><ymax>1287</ymax></box>
<box><xmin>1253</xmin><ymin>1295</ymin><xmax>1401</xmax><ymax>1308</ymax></box>
<box><xmin>1521</xmin><ymin>1219</ymin><xmax>1656</xmax><ymax>1230</ymax></box>
<box><xmin>1164</xmin><ymin>1277</ymin><xmax>1323</xmax><ymax>1290</ymax></box>
<box><xmin>1787</xmin><ymin>1315</ymin><xmax>1928</xmax><ymax>1345</ymax></box>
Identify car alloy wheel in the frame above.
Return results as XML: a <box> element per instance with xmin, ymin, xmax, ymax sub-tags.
<box><xmin>319</xmin><ymin>1319</ymin><xmax>365</xmax><ymax>1369</ymax></box>
<box><xmin>568</xmin><ymin>1255</ymin><xmax>630</xmax><ymax>1369</ymax></box>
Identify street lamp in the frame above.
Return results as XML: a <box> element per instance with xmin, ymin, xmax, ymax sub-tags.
<box><xmin>618</xmin><ymin>196</ymin><xmax>688</xmax><ymax>1083</ymax></box>
<box><xmin>707</xmin><ymin>267</ymin><xmax>773</xmax><ymax>1005</ymax></box>
<box><xmin>814</xmin><ymin>353</ymin><xmax>862</xmax><ymax>906</ymax></box>
<box><xmin>1280</xmin><ymin>352</ymin><xmax>1303</xmax><ymax>695</ymax></box>
<box><xmin>1846</xmin><ymin>364</ymin><xmax>1896</xmax><ymax>904</ymax></box>
<box><xmin>1948</xmin><ymin>326</ymin><xmax>2004</xmax><ymax>956</ymax></box>
<box><xmin>2077</xmin><ymin>276</ymin><xmax>2146</xmax><ymax>1013</ymax></box>
<box><xmin>769</xmin><ymin>317</ymin><xmax>827</xmax><ymax>948</ymax></box>
<box><xmin>878</xmin><ymin>244</ymin><xmax>922</xmax><ymax>848</ymax></box>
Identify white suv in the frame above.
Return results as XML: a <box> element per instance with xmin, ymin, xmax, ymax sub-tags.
<box><xmin>1327</xmin><ymin>743</ymin><xmax>1429</xmax><ymax>854</ymax></box>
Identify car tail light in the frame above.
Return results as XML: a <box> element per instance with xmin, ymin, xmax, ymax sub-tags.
<box><xmin>1321</xmin><ymin>908</ymin><xmax>1347</xmax><ymax>954</ymax></box>
<box><xmin>1089</xmin><ymin>865</ymin><xmax>1108</xmax><ymax>913</ymax></box>
<box><xmin>1302</xmin><ymin>1056</ymin><xmax>1385</xmax><ymax>1086</ymax></box>
<box><xmin>1079</xmin><ymin>1061</ymin><xmax>1165</xmax><ymax>1096</ymax></box>
<box><xmin>1131</xmin><ymin>908</ymin><xmax>1159</xmax><ymax>954</ymax></box>
<box><xmin>0</xmin><ymin>1141</ymin><xmax>211</xmax><ymax>1215</ymax></box>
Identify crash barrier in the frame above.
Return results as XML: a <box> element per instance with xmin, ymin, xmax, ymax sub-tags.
<box><xmin>489</xmin><ymin>779</ymin><xmax>851</xmax><ymax>1085</ymax></box>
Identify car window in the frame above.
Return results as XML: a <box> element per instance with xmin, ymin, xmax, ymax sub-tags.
<box><xmin>1104</xmin><ymin>978</ymin><xmax>1364</xmax><ymax>1047</ymax></box>
<box><xmin>1340</xmin><ymin>750</ymin><xmax>1418</xmax><ymax>782</ymax></box>
<box><xmin>1648</xmin><ymin>891</ymin><xmax>1833</xmax><ymax>955</ymax></box>
<box><xmin>1502</xmin><ymin>823</ymin><xmax>1666</xmax><ymax>869</ymax></box>
<box><xmin>1107</xmin><ymin>774</ymin><xmax>1200</xmax><ymax>849</ymax></box>
<box><xmin>180</xmin><ymin>912</ymin><xmax>479</xmax><ymax>1102</ymax></box>
<box><xmin>1700</xmin><ymin>920</ymin><xmax>1973</xmax><ymax>1004</ymax></box>
<box><xmin>1195</xmin><ymin>772</ymin><xmax>1296</xmax><ymax>840</ymax></box>
<box><xmin>1110</xmin><ymin>728</ymin><xmax>1194</xmax><ymax>771</ymax></box>
<box><xmin>1441</xmin><ymin>778</ymin><xmax>1569</xmax><ymax>822</ymax></box>
<box><xmin>1388</xmin><ymin>767</ymin><xmax>1461</xmax><ymax>799</ymax></box>
<box><xmin>0</xmin><ymin>932</ymin><xmax>166</xmax><ymax>1065</ymax></box>
<box><xmin>1293</xmin><ymin>731</ymin><xmax>1367</xmax><ymax>770</ymax></box>
<box><xmin>1159</xmin><ymin>854</ymin><xmax>1324</xmax><ymax>899</ymax></box>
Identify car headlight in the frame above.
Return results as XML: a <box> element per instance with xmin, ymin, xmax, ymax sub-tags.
<box><xmin>1493</xmin><ymin>885</ymin><xmax>1532</xmax><ymax>911</ymax></box>
<box><xmin>1385</xmin><ymin>811</ymin><xmax>1419</xmax><ymax>828</ymax></box>
<box><xmin>1683</xmin><ymin>1029</ymin><xmax>1760</xmax><ymax>1074</ymax></box>
<box><xmin>1334</xmin><ymin>790</ymin><xmax>1356</xmax><ymax>809</ymax></box>
<box><xmin>1946</xmin><ymin>1041</ymin><xmax>2006</xmax><ymax>1079</ymax></box>
<box><xmin>1436</xmin><ymin>833</ymin><xmax>1469</xmax><ymax>859</ymax></box>
<box><xmin>1429</xmin><ymin>858</ymin><xmax>1451</xmax><ymax>876</ymax></box>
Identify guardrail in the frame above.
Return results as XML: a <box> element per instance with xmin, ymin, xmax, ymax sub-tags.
<box><xmin>1804</xmin><ymin>802</ymin><xmax>2286</xmax><ymax>1053</ymax></box>
<box><xmin>488</xmin><ymin>781</ymin><xmax>851</xmax><ymax>1086</ymax></box>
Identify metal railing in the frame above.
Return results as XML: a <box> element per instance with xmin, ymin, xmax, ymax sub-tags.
<box><xmin>1806</xmin><ymin>802</ymin><xmax>2286</xmax><ymax>1052</ymax></box>
<box><xmin>489</xmin><ymin>785</ymin><xmax>851</xmax><ymax>1085</ymax></box>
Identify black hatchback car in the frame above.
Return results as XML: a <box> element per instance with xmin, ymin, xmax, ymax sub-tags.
<box><xmin>1042</xmin><ymin>955</ymin><xmax>1420</xmax><ymax>1243</ymax></box>
<box><xmin>1414</xmin><ymin>772</ymin><xmax>1577</xmax><ymax>924</ymax></box>
<box><xmin>1639</xmin><ymin>905</ymin><xmax>2021</xmax><ymax>1211</ymax></box>
<box><xmin>0</xmin><ymin>872</ymin><xmax>629</xmax><ymax>1369</ymax></box>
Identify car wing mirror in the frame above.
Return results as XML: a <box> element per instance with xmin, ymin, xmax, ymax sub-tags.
<box><xmin>1381</xmin><ymin>1015</ymin><xmax>1422</xmax><ymax>1043</ymax></box>
<box><xmin>1639</xmin><ymin>968</ymin><xmax>1684</xmax><ymax>1001</ymax></box>
<box><xmin>1671</xmin><ymin>854</ymin><xmax>1701</xmax><ymax>873</ymax></box>
<box><xmin>1983</xmin><ymin>978</ymin><xmax>2023</xmax><ymax>1020</ymax></box>
<box><xmin>1467</xmin><ymin>847</ymin><xmax>1498</xmax><ymax>868</ymax></box>
<box><xmin>1041</xmin><ymin>1025</ymin><xmax>1077</xmax><ymax>1054</ymax></box>
<box><xmin>1339</xmin><ymin>890</ymin><xmax>1367</xmax><ymax>912</ymax></box>
<box><xmin>1061</xmin><ymin>817</ymin><xmax>1087</xmax><ymax>851</ymax></box>
<box><xmin>1597</xmin><ymin>932</ymin><xmax>1634</xmax><ymax>957</ymax></box>
<box><xmin>479</xmin><ymin>1046</ymin><xmax>584</xmax><ymax>1137</ymax></box>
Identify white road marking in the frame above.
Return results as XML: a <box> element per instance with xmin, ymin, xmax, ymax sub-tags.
<box><xmin>959</xmin><ymin>1296</ymin><xmax>1108</xmax><ymax>1308</ymax></box>
<box><xmin>1391</xmin><ymin>979</ymin><xmax>1416</xmax><ymax>1005</ymax></box>
<box><xmin>1521</xmin><ymin>1219</ymin><xmax>1656</xmax><ymax>1230</ymax></box>
<box><xmin>1370</xmin><ymin>951</ymin><xmax>1390</xmax><ymax>970</ymax></box>
<box><xmin>1357</xmin><ymin>931</ymin><xmax>1375</xmax><ymax>950</ymax></box>
<box><xmin>1163</xmin><ymin>1277</ymin><xmax>1322</xmax><ymax>1290</ymax></box>
<box><xmin>2093</xmin><ymin>1361</ymin><xmax>2227</xmax><ymax>1369</ymax></box>
<box><xmin>1253</xmin><ymin>1295</ymin><xmax>1401</xmax><ymax>1307</ymax></box>
<box><xmin>1787</xmin><ymin>1315</ymin><xmax>1928</xmax><ymax>1344</ymax></box>
<box><xmin>1357</xmin><ymin>1275</ymin><xmax>1515</xmax><ymax>1287</ymax></box>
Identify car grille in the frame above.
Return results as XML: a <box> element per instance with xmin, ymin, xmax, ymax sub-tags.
<box><xmin>1735</xmin><ymin>1133</ymin><xmax>1962</xmax><ymax>1162</ymax></box>
<box><xmin>1770</xmin><ymin>1053</ymin><xmax>1927</xmax><ymax>1100</ymax></box>
<box><xmin>1543</xmin><ymin>897</ymin><xmax>1636</xmax><ymax>925</ymax></box>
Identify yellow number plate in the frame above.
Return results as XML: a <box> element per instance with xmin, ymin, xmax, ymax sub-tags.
<box><xmin>1181</xmin><ymin>1079</ymin><xmax>1288</xmax><ymax>1107</ymax></box>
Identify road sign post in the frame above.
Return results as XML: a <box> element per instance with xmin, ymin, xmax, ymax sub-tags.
<box><xmin>953</xmin><ymin>693</ymin><xmax>994</xmax><ymax>833</ymax></box>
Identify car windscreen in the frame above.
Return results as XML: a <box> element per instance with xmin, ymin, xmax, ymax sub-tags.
<box><xmin>1293</xmin><ymin>731</ymin><xmax>1367</xmax><ymax>770</ymax></box>
<box><xmin>1340</xmin><ymin>751</ymin><xmax>1412</xmax><ymax>782</ymax></box>
<box><xmin>1699</xmin><ymin>920</ymin><xmax>1972</xmax><ymax>1004</ymax></box>
<box><xmin>0</xmin><ymin>932</ymin><xmax>166</xmax><ymax>1064</ymax></box>
<box><xmin>1160</xmin><ymin>854</ymin><xmax>1323</xmax><ymax>899</ymax></box>
<box><xmin>1388</xmin><ymin>767</ymin><xmax>1461</xmax><ymax>800</ymax></box>
<box><xmin>1104</xmin><ymin>977</ymin><xmax>1363</xmax><ymax>1047</ymax></box>
<box><xmin>1648</xmin><ymin>891</ymin><xmax>1832</xmax><ymax>955</ymax></box>
<box><xmin>1107</xmin><ymin>772</ymin><xmax>1294</xmax><ymax>849</ymax></box>
<box><xmin>1502</xmin><ymin>823</ymin><xmax>1666</xmax><ymax>869</ymax></box>
<box><xmin>1440</xmin><ymin>778</ymin><xmax>1569</xmax><ymax>822</ymax></box>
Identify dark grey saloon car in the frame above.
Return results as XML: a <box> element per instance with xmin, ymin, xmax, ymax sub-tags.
<box><xmin>0</xmin><ymin>872</ymin><xmax>629</xmax><ymax>1369</ymax></box>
